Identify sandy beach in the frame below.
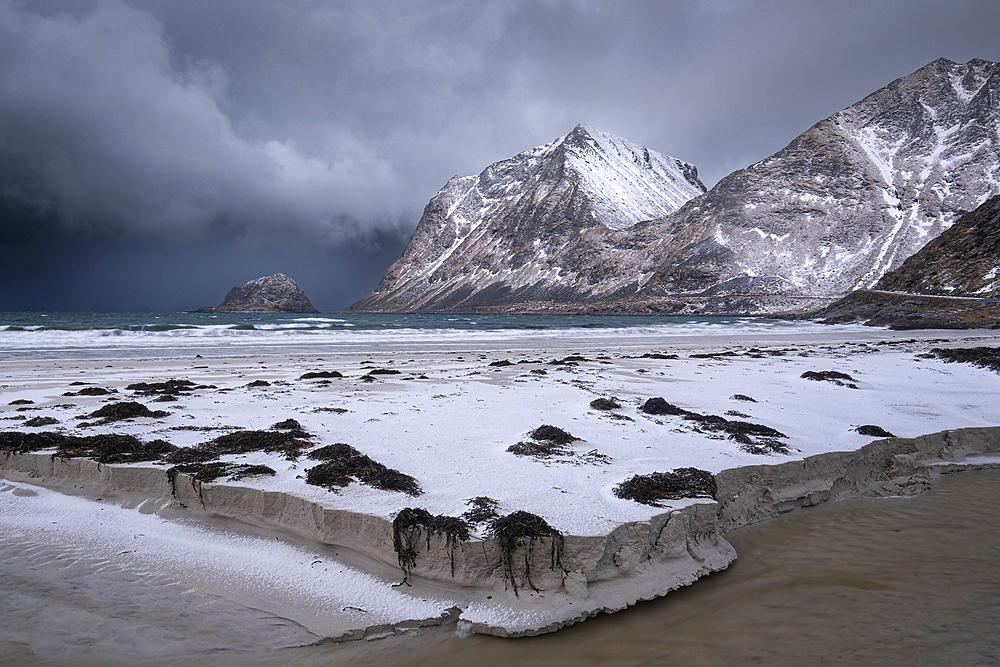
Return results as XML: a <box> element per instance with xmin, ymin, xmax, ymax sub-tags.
<box><xmin>2</xmin><ymin>323</ymin><xmax>1000</xmax><ymax>660</ymax></box>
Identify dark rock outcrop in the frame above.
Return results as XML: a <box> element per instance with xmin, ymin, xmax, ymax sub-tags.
<box><xmin>196</xmin><ymin>273</ymin><xmax>319</xmax><ymax>313</ymax></box>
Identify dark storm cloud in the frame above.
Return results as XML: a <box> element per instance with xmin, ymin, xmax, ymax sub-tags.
<box><xmin>1</xmin><ymin>0</ymin><xmax>999</xmax><ymax>310</ymax></box>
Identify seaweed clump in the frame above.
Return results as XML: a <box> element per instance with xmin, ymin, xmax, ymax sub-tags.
<box><xmin>78</xmin><ymin>401</ymin><xmax>170</xmax><ymax>425</ymax></box>
<box><xmin>127</xmin><ymin>379</ymin><xmax>215</xmax><ymax>395</ymax></box>
<box><xmin>23</xmin><ymin>416</ymin><xmax>59</xmax><ymax>427</ymax></box>
<box><xmin>507</xmin><ymin>425</ymin><xmax>580</xmax><ymax>458</ymax></box>
<box><xmin>489</xmin><ymin>511</ymin><xmax>564</xmax><ymax>597</ymax></box>
<box><xmin>1</xmin><ymin>431</ymin><xmax>70</xmax><ymax>454</ymax></box>
<box><xmin>462</xmin><ymin>496</ymin><xmax>501</xmax><ymax>524</ymax></box>
<box><xmin>63</xmin><ymin>387</ymin><xmax>114</xmax><ymax>397</ymax></box>
<box><xmin>855</xmin><ymin>424</ymin><xmax>896</xmax><ymax>438</ymax></box>
<box><xmin>640</xmin><ymin>398</ymin><xmax>688</xmax><ymax>415</ymax></box>
<box><xmin>639</xmin><ymin>397</ymin><xmax>788</xmax><ymax>455</ymax></box>
<box><xmin>168</xmin><ymin>462</ymin><xmax>275</xmax><ymax>484</ymax></box>
<box><xmin>305</xmin><ymin>443</ymin><xmax>421</xmax><ymax>496</ymax></box>
<box><xmin>800</xmin><ymin>371</ymin><xmax>858</xmax><ymax>388</ymax></box>
<box><xmin>589</xmin><ymin>397</ymin><xmax>621</xmax><ymax>411</ymax></box>
<box><xmin>392</xmin><ymin>508</ymin><xmax>470</xmax><ymax>583</ymax></box>
<box><xmin>165</xmin><ymin>427</ymin><xmax>314</xmax><ymax>464</ymax></box>
<box><xmin>613</xmin><ymin>468</ymin><xmax>717</xmax><ymax>506</ymax></box>
<box><xmin>57</xmin><ymin>434</ymin><xmax>177</xmax><ymax>464</ymax></box>
<box><xmin>931</xmin><ymin>346</ymin><xmax>1000</xmax><ymax>373</ymax></box>
<box><xmin>0</xmin><ymin>431</ymin><xmax>176</xmax><ymax>464</ymax></box>
<box><xmin>299</xmin><ymin>371</ymin><xmax>343</xmax><ymax>380</ymax></box>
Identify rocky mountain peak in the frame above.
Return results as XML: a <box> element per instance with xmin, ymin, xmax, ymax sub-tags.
<box><xmin>351</xmin><ymin>58</ymin><xmax>999</xmax><ymax>315</ymax></box>
<box><xmin>637</xmin><ymin>57</ymin><xmax>1000</xmax><ymax>303</ymax></box>
<box><xmin>196</xmin><ymin>273</ymin><xmax>319</xmax><ymax>313</ymax></box>
<box><xmin>349</xmin><ymin>125</ymin><xmax>705</xmax><ymax>312</ymax></box>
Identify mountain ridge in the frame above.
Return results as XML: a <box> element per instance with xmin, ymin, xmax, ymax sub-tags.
<box><xmin>351</xmin><ymin>58</ymin><xmax>1000</xmax><ymax>315</ymax></box>
<box><xmin>350</xmin><ymin>124</ymin><xmax>706</xmax><ymax>312</ymax></box>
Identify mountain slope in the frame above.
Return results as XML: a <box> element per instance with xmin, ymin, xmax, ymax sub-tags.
<box><xmin>638</xmin><ymin>58</ymin><xmax>1000</xmax><ymax>304</ymax></box>
<box><xmin>352</xmin><ymin>58</ymin><xmax>1000</xmax><ymax>314</ymax></box>
<box><xmin>810</xmin><ymin>195</ymin><xmax>1000</xmax><ymax>329</ymax></box>
<box><xmin>875</xmin><ymin>194</ymin><xmax>1000</xmax><ymax>297</ymax></box>
<box><xmin>348</xmin><ymin>125</ymin><xmax>706</xmax><ymax>312</ymax></box>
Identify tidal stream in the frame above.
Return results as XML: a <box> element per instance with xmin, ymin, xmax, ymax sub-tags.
<box><xmin>3</xmin><ymin>468</ymin><xmax>998</xmax><ymax>667</ymax></box>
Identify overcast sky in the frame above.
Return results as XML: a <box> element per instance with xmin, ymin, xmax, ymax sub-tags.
<box><xmin>2</xmin><ymin>0</ymin><xmax>999</xmax><ymax>312</ymax></box>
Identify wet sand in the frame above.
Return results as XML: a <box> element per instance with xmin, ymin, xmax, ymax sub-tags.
<box><xmin>2</xmin><ymin>467</ymin><xmax>997</xmax><ymax>666</ymax></box>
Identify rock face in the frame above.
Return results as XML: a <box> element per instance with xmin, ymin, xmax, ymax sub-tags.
<box><xmin>196</xmin><ymin>274</ymin><xmax>319</xmax><ymax>313</ymax></box>
<box><xmin>352</xmin><ymin>59</ymin><xmax>1000</xmax><ymax>314</ymax></box>
<box><xmin>812</xmin><ymin>195</ymin><xmax>1000</xmax><ymax>329</ymax></box>
<box><xmin>348</xmin><ymin>124</ymin><xmax>706</xmax><ymax>312</ymax></box>
<box><xmin>642</xmin><ymin>58</ymin><xmax>1000</xmax><ymax>306</ymax></box>
<box><xmin>875</xmin><ymin>194</ymin><xmax>1000</xmax><ymax>297</ymax></box>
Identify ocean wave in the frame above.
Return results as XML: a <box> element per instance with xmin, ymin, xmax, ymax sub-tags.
<box><xmin>0</xmin><ymin>312</ymin><xmax>861</xmax><ymax>361</ymax></box>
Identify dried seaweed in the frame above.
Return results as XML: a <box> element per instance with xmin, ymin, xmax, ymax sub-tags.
<box><xmin>63</xmin><ymin>387</ymin><xmax>113</xmax><ymax>397</ymax></box>
<box><xmin>640</xmin><ymin>396</ymin><xmax>788</xmax><ymax>454</ymax></box>
<box><xmin>462</xmin><ymin>496</ymin><xmax>500</xmax><ymax>524</ymax></box>
<box><xmin>800</xmin><ymin>370</ymin><xmax>858</xmax><ymax>388</ymax></box>
<box><xmin>931</xmin><ymin>346</ymin><xmax>1000</xmax><ymax>373</ymax></box>
<box><xmin>164</xmin><ymin>428</ymin><xmax>314</xmax><ymax>464</ymax></box>
<box><xmin>392</xmin><ymin>508</ymin><xmax>470</xmax><ymax>582</ymax></box>
<box><xmin>168</xmin><ymin>461</ymin><xmax>275</xmax><ymax>483</ymax></box>
<box><xmin>0</xmin><ymin>431</ymin><xmax>69</xmax><ymax>454</ymax></box>
<box><xmin>298</xmin><ymin>371</ymin><xmax>343</xmax><ymax>380</ymax></box>
<box><xmin>488</xmin><ymin>511</ymin><xmax>563</xmax><ymax>597</ymax></box>
<box><xmin>127</xmin><ymin>379</ymin><xmax>215</xmax><ymax>396</ymax></box>
<box><xmin>23</xmin><ymin>416</ymin><xmax>59</xmax><ymax>427</ymax></box>
<box><xmin>529</xmin><ymin>425</ymin><xmax>579</xmax><ymax>444</ymax></box>
<box><xmin>305</xmin><ymin>443</ymin><xmax>421</xmax><ymax>496</ymax></box>
<box><xmin>55</xmin><ymin>433</ymin><xmax>177</xmax><ymax>464</ymax></box>
<box><xmin>77</xmin><ymin>401</ymin><xmax>170</xmax><ymax>425</ymax></box>
<box><xmin>613</xmin><ymin>468</ymin><xmax>717</xmax><ymax>506</ymax></box>
<box><xmin>589</xmin><ymin>397</ymin><xmax>621</xmax><ymax>411</ymax></box>
<box><xmin>640</xmin><ymin>397</ymin><xmax>688</xmax><ymax>415</ymax></box>
<box><xmin>507</xmin><ymin>440</ymin><xmax>570</xmax><ymax>457</ymax></box>
<box><xmin>855</xmin><ymin>424</ymin><xmax>896</xmax><ymax>438</ymax></box>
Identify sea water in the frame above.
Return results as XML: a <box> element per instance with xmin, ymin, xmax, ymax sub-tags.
<box><xmin>1</xmin><ymin>468</ymin><xmax>997</xmax><ymax>667</ymax></box>
<box><xmin>0</xmin><ymin>311</ymin><xmax>928</xmax><ymax>361</ymax></box>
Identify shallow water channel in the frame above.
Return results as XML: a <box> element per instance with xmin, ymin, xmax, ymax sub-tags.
<box><xmin>3</xmin><ymin>468</ymin><xmax>998</xmax><ymax>667</ymax></box>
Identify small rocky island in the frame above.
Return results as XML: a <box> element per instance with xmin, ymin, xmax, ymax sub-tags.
<box><xmin>195</xmin><ymin>273</ymin><xmax>319</xmax><ymax>313</ymax></box>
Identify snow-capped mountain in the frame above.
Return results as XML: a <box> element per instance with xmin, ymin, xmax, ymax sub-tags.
<box><xmin>639</xmin><ymin>57</ymin><xmax>1000</xmax><ymax>308</ymax></box>
<box><xmin>348</xmin><ymin>125</ymin><xmax>706</xmax><ymax>312</ymax></box>
<box><xmin>352</xmin><ymin>59</ymin><xmax>1000</xmax><ymax>314</ymax></box>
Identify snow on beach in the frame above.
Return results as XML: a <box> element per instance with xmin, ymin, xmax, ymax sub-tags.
<box><xmin>2</xmin><ymin>322</ymin><xmax>1000</xmax><ymax>650</ymax></box>
<box><xmin>3</xmin><ymin>328</ymin><xmax>999</xmax><ymax>534</ymax></box>
<box><xmin>0</xmin><ymin>479</ymin><xmax>455</xmax><ymax>643</ymax></box>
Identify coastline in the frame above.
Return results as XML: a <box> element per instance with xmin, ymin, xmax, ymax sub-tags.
<box><xmin>2</xmin><ymin>325</ymin><xmax>999</xmax><ymax>651</ymax></box>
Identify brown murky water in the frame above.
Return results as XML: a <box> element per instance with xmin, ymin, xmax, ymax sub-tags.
<box><xmin>4</xmin><ymin>468</ymin><xmax>999</xmax><ymax>667</ymax></box>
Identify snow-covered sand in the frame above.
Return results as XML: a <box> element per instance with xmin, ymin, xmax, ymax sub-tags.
<box><xmin>2</xmin><ymin>324</ymin><xmax>1000</xmax><ymax>649</ymax></box>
